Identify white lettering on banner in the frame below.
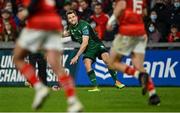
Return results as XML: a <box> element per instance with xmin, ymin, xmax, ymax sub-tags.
<box><xmin>0</xmin><ymin>56</ymin><xmax>15</xmax><ymax>68</ymax></box>
<box><xmin>0</xmin><ymin>54</ymin><xmax>70</xmax><ymax>83</ymax></box>
<box><xmin>123</xmin><ymin>58</ymin><xmax>178</xmax><ymax>78</ymax></box>
<box><xmin>0</xmin><ymin>69</ymin><xmax>25</xmax><ymax>82</ymax></box>
<box><xmin>164</xmin><ymin>58</ymin><xmax>178</xmax><ymax>78</ymax></box>
<box><xmin>0</xmin><ymin>68</ymin><xmax>69</xmax><ymax>82</ymax></box>
<box><xmin>62</xmin><ymin>55</ymin><xmax>68</xmax><ymax>67</ymax></box>
<box><xmin>46</xmin><ymin>68</ymin><xmax>69</xmax><ymax>82</ymax></box>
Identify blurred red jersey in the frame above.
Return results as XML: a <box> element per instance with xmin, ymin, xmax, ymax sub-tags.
<box><xmin>22</xmin><ymin>0</ymin><xmax>62</xmax><ymax>31</ymax></box>
<box><xmin>117</xmin><ymin>0</ymin><xmax>146</xmax><ymax>36</ymax></box>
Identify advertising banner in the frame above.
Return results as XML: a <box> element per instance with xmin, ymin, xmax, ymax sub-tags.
<box><xmin>75</xmin><ymin>50</ymin><xmax>180</xmax><ymax>86</ymax></box>
<box><xmin>0</xmin><ymin>49</ymin><xmax>180</xmax><ymax>86</ymax></box>
<box><xmin>0</xmin><ymin>49</ymin><xmax>78</xmax><ymax>86</ymax></box>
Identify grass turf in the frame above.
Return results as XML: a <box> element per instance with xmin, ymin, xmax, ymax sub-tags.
<box><xmin>0</xmin><ymin>87</ymin><xmax>180</xmax><ymax>112</ymax></box>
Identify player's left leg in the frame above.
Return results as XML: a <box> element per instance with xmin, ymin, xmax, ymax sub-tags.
<box><xmin>131</xmin><ymin>36</ymin><xmax>160</xmax><ymax>105</ymax></box>
<box><xmin>83</xmin><ymin>58</ymin><xmax>100</xmax><ymax>92</ymax></box>
<box><xmin>131</xmin><ymin>52</ymin><xmax>160</xmax><ymax>105</ymax></box>
<box><xmin>44</xmin><ymin>31</ymin><xmax>83</xmax><ymax>111</ymax></box>
<box><xmin>101</xmin><ymin>52</ymin><xmax>125</xmax><ymax>89</ymax></box>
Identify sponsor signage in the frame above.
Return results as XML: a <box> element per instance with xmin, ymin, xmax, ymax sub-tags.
<box><xmin>75</xmin><ymin>50</ymin><xmax>180</xmax><ymax>86</ymax></box>
<box><xmin>0</xmin><ymin>49</ymin><xmax>180</xmax><ymax>86</ymax></box>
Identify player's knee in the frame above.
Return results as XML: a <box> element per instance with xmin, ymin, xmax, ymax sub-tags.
<box><xmin>106</xmin><ymin>61</ymin><xmax>116</xmax><ymax>70</ymax></box>
<box><xmin>84</xmin><ymin>63</ymin><xmax>92</xmax><ymax>72</ymax></box>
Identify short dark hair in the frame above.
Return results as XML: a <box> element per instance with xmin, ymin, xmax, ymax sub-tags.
<box><xmin>66</xmin><ymin>10</ymin><xmax>77</xmax><ymax>17</ymax></box>
<box><xmin>95</xmin><ymin>2</ymin><xmax>102</xmax><ymax>7</ymax></box>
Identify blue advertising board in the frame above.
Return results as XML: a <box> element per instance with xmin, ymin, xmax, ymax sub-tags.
<box><xmin>75</xmin><ymin>50</ymin><xmax>180</xmax><ymax>86</ymax></box>
<box><xmin>0</xmin><ymin>49</ymin><xmax>180</xmax><ymax>86</ymax></box>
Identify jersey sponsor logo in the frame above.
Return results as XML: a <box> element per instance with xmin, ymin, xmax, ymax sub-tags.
<box><xmin>82</xmin><ymin>29</ymin><xmax>89</xmax><ymax>35</ymax></box>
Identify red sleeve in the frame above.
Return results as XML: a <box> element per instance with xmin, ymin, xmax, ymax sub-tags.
<box><xmin>168</xmin><ymin>34</ymin><xmax>174</xmax><ymax>42</ymax></box>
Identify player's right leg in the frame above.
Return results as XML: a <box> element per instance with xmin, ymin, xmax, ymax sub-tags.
<box><xmin>13</xmin><ymin>29</ymin><xmax>49</xmax><ymax>110</ymax></box>
<box><xmin>46</xmin><ymin>50</ymin><xmax>83</xmax><ymax>112</ymax></box>
<box><xmin>44</xmin><ymin>32</ymin><xmax>83</xmax><ymax>112</ymax></box>
<box><xmin>13</xmin><ymin>45</ymin><xmax>49</xmax><ymax>110</ymax></box>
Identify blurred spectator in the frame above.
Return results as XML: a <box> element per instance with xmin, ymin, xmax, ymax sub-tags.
<box><xmin>147</xmin><ymin>10</ymin><xmax>169</xmax><ymax>42</ymax></box>
<box><xmin>15</xmin><ymin>6</ymin><xmax>26</xmax><ymax>31</ymax></box>
<box><xmin>152</xmin><ymin>0</ymin><xmax>168</xmax><ymax>22</ymax></box>
<box><xmin>0</xmin><ymin>9</ymin><xmax>17</xmax><ymax>42</ymax></box>
<box><xmin>71</xmin><ymin>0</ymin><xmax>81</xmax><ymax>17</ymax></box>
<box><xmin>90</xmin><ymin>3</ymin><xmax>108</xmax><ymax>40</ymax></box>
<box><xmin>168</xmin><ymin>24</ymin><xmax>180</xmax><ymax>42</ymax></box>
<box><xmin>59</xmin><ymin>1</ymin><xmax>71</xmax><ymax>20</ymax></box>
<box><xmin>2</xmin><ymin>0</ymin><xmax>23</xmax><ymax>15</ymax></box>
<box><xmin>91</xmin><ymin>0</ymin><xmax>98</xmax><ymax>11</ymax></box>
<box><xmin>58</xmin><ymin>1</ymin><xmax>71</xmax><ymax>29</ymax></box>
<box><xmin>107</xmin><ymin>1</ymin><xmax>115</xmax><ymax>16</ymax></box>
<box><xmin>104</xmin><ymin>1</ymin><xmax>118</xmax><ymax>41</ymax></box>
<box><xmin>147</xmin><ymin>23</ymin><xmax>162</xmax><ymax>43</ymax></box>
<box><xmin>79</xmin><ymin>0</ymin><xmax>93</xmax><ymax>23</ymax></box>
<box><xmin>167</xmin><ymin>0</ymin><xmax>180</xmax><ymax>30</ymax></box>
<box><xmin>0</xmin><ymin>0</ymin><xmax>5</xmax><ymax>9</ymax></box>
<box><xmin>4</xmin><ymin>1</ymin><xmax>13</xmax><ymax>12</ymax></box>
<box><xmin>100</xmin><ymin>0</ymin><xmax>113</xmax><ymax>13</ymax></box>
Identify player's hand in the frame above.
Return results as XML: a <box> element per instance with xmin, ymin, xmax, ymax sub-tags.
<box><xmin>70</xmin><ymin>56</ymin><xmax>79</xmax><ymax>65</ymax></box>
<box><xmin>106</xmin><ymin>24</ymin><xmax>113</xmax><ymax>31</ymax></box>
<box><xmin>63</xmin><ymin>30</ymin><xmax>70</xmax><ymax>37</ymax></box>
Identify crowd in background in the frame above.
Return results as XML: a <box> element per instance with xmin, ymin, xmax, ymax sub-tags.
<box><xmin>0</xmin><ymin>0</ymin><xmax>179</xmax><ymax>43</ymax></box>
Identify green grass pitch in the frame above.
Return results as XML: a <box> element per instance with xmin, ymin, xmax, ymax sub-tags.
<box><xmin>0</xmin><ymin>87</ymin><xmax>180</xmax><ymax>112</ymax></box>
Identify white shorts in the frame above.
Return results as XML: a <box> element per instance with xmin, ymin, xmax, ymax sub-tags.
<box><xmin>112</xmin><ymin>34</ymin><xmax>147</xmax><ymax>56</ymax></box>
<box><xmin>17</xmin><ymin>28</ymin><xmax>63</xmax><ymax>53</ymax></box>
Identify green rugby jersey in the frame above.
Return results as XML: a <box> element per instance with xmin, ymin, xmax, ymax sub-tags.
<box><xmin>68</xmin><ymin>20</ymin><xmax>104</xmax><ymax>51</ymax></box>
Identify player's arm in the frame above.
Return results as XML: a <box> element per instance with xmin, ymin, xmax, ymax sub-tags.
<box><xmin>70</xmin><ymin>36</ymin><xmax>89</xmax><ymax>65</ymax></box>
<box><xmin>76</xmin><ymin>36</ymin><xmax>89</xmax><ymax>57</ymax></box>
<box><xmin>17</xmin><ymin>0</ymin><xmax>38</xmax><ymax>20</ymax></box>
<box><xmin>70</xmin><ymin>27</ymin><xmax>89</xmax><ymax>65</ymax></box>
<box><xmin>107</xmin><ymin>0</ymin><xmax>126</xmax><ymax>29</ymax></box>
